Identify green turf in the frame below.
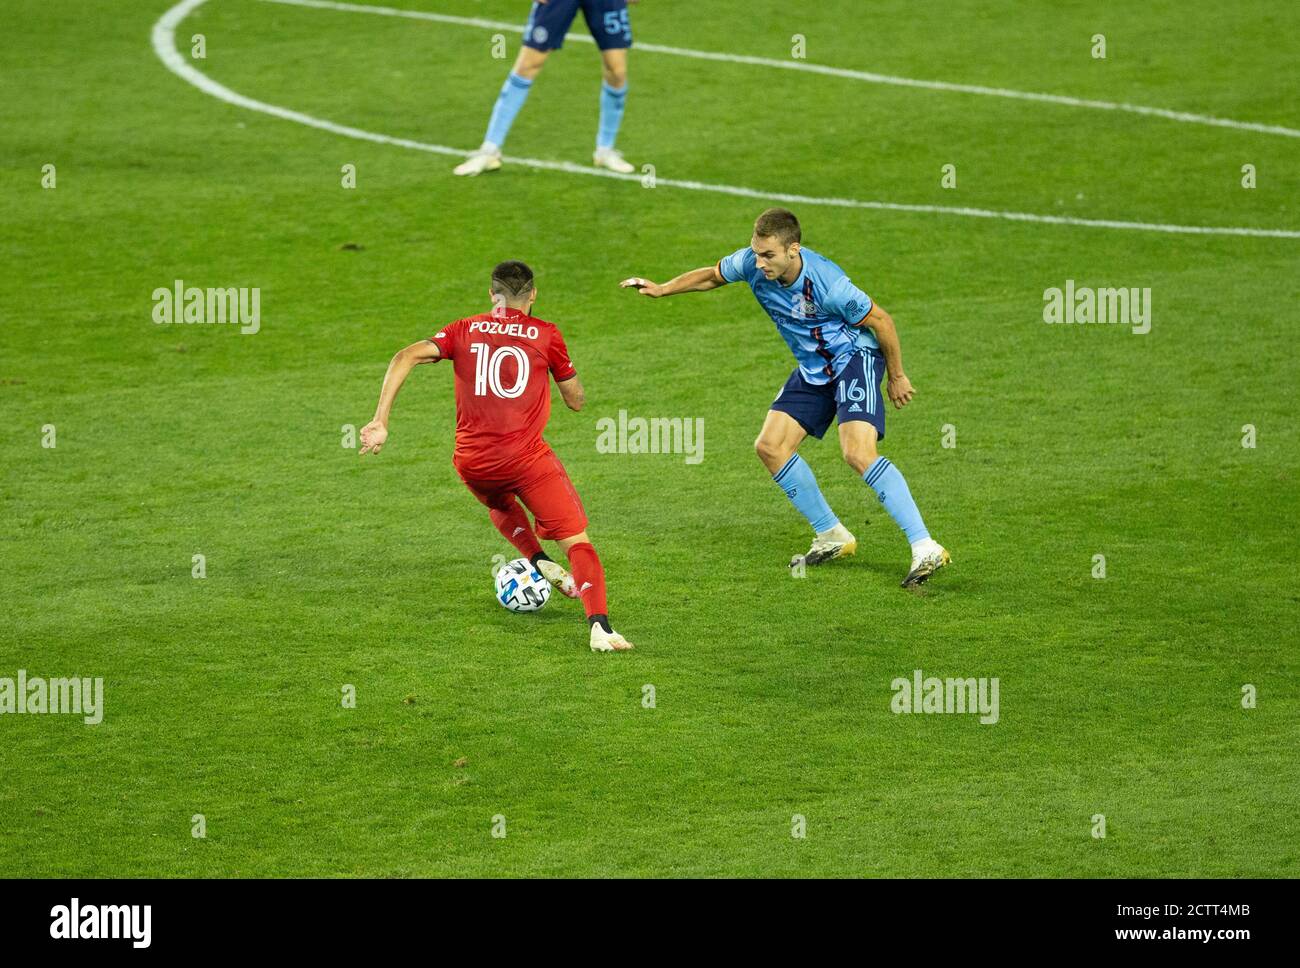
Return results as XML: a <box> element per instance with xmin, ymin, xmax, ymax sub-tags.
<box><xmin>1</xmin><ymin>0</ymin><xmax>1297</xmax><ymax>877</ymax></box>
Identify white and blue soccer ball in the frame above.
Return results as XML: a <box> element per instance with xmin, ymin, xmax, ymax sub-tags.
<box><xmin>494</xmin><ymin>558</ymin><xmax>551</xmax><ymax>613</ymax></box>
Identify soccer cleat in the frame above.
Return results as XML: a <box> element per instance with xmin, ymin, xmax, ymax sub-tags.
<box><xmin>592</xmin><ymin>147</ymin><xmax>635</xmax><ymax>174</ymax></box>
<box><xmin>902</xmin><ymin>542</ymin><xmax>951</xmax><ymax>588</ymax></box>
<box><xmin>790</xmin><ymin>523</ymin><xmax>857</xmax><ymax>568</ymax></box>
<box><xmin>453</xmin><ymin>149</ymin><xmax>502</xmax><ymax>176</ymax></box>
<box><xmin>535</xmin><ymin>559</ymin><xmax>579</xmax><ymax>599</ymax></box>
<box><xmin>590</xmin><ymin>625</ymin><xmax>634</xmax><ymax>652</ymax></box>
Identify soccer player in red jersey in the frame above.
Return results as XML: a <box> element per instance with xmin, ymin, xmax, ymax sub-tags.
<box><xmin>358</xmin><ymin>261</ymin><xmax>633</xmax><ymax>653</ymax></box>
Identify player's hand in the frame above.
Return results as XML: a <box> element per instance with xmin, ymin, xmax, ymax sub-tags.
<box><xmin>359</xmin><ymin>420</ymin><xmax>389</xmax><ymax>455</ymax></box>
<box><xmin>887</xmin><ymin>374</ymin><xmax>915</xmax><ymax>409</ymax></box>
<box><xmin>620</xmin><ymin>277</ymin><xmax>666</xmax><ymax>298</ymax></box>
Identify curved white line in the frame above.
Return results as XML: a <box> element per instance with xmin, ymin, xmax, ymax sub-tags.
<box><xmin>153</xmin><ymin>0</ymin><xmax>1300</xmax><ymax>239</ymax></box>
<box><xmin>262</xmin><ymin>0</ymin><xmax>1300</xmax><ymax>141</ymax></box>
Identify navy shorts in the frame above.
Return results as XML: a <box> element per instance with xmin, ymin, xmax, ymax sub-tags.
<box><xmin>771</xmin><ymin>349</ymin><xmax>887</xmax><ymax>441</ymax></box>
<box><xmin>523</xmin><ymin>0</ymin><xmax>632</xmax><ymax>52</ymax></box>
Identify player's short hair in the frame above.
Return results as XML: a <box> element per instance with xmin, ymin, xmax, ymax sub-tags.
<box><xmin>490</xmin><ymin>260</ymin><xmax>535</xmax><ymax>300</ymax></box>
<box><xmin>754</xmin><ymin>208</ymin><xmax>801</xmax><ymax>247</ymax></box>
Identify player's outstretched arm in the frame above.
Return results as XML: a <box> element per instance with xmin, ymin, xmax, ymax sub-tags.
<box><xmin>359</xmin><ymin>339</ymin><xmax>442</xmax><ymax>455</ymax></box>
<box><xmin>856</xmin><ymin>304</ymin><xmax>915</xmax><ymax>409</ymax></box>
<box><xmin>619</xmin><ymin>264</ymin><xmax>725</xmax><ymax>298</ymax></box>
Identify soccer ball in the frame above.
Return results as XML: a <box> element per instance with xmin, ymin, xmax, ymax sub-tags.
<box><xmin>494</xmin><ymin>558</ymin><xmax>551</xmax><ymax>613</ymax></box>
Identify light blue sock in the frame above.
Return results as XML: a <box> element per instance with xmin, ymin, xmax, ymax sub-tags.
<box><xmin>773</xmin><ymin>455</ymin><xmax>840</xmax><ymax>534</ymax></box>
<box><xmin>596</xmin><ymin>81</ymin><xmax>627</xmax><ymax>150</ymax></box>
<box><xmin>864</xmin><ymin>456</ymin><xmax>929</xmax><ymax>544</ymax></box>
<box><xmin>484</xmin><ymin>72</ymin><xmax>533</xmax><ymax>149</ymax></box>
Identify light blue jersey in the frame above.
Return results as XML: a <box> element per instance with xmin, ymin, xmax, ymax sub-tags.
<box><xmin>717</xmin><ymin>246</ymin><xmax>878</xmax><ymax>385</ymax></box>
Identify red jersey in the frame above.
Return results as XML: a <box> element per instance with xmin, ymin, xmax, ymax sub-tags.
<box><xmin>431</xmin><ymin>308</ymin><xmax>577</xmax><ymax>479</ymax></box>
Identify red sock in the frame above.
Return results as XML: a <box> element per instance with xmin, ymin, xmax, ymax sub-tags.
<box><xmin>565</xmin><ymin>542</ymin><xmax>608</xmax><ymax>619</ymax></box>
<box><xmin>489</xmin><ymin>500</ymin><xmax>543</xmax><ymax>560</ymax></box>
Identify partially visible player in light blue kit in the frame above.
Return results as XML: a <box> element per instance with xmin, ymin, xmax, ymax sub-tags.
<box><xmin>621</xmin><ymin>208</ymin><xmax>950</xmax><ymax>588</ymax></box>
<box><xmin>454</xmin><ymin>0</ymin><xmax>640</xmax><ymax>177</ymax></box>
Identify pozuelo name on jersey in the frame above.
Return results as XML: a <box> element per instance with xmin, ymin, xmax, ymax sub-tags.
<box><xmin>469</xmin><ymin>319</ymin><xmax>541</xmax><ymax>339</ymax></box>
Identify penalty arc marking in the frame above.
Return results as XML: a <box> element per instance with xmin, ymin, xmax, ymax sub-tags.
<box><xmin>153</xmin><ymin>0</ymin><xmax>1300</xmax><ymax>239</ymax></box>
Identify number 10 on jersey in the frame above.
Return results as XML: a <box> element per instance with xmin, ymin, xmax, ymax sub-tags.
<box><xmin>470</xmin><ymin>343</ymin><xmax>530</xmax><ymax>399</ymax></box>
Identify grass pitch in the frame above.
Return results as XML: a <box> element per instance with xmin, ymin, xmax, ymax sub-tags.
<box><xmin>1</xmin><ymin>0</ymin><xmax>1297</xmax><ymax>877</ymax></box>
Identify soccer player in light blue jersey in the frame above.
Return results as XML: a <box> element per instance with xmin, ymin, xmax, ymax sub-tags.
<box><xmin>454</xmin><ymin>0</ymin><xmax>640</xmax><ymax>177</ymax></box>
<box><xmin>621</xmin><ymin>208</ymin><xmax>950</xmax><ymax>587</ymax></box>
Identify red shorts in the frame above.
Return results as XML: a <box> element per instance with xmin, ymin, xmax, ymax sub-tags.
<box><xmin>458</xmin><ymin>450</ymin><xmax>588</xmax><ymax>541</ymax></box>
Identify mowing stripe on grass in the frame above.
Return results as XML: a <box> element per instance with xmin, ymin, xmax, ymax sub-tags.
<box><xmin>152</xmin><ymin>0</ymin><xmax>1300</xmax><ymax>240</ymax></box>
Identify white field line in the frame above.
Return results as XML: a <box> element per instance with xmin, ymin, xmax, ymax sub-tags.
<box><xmin>153</xmin><ymin>0</ymin><xmax>1300</xmax><ymax>239</ymax></box>
<box><xmin>261</xmin><ymin>0</ymin><xmax>1300</xmax><ymax>140</ymax></box>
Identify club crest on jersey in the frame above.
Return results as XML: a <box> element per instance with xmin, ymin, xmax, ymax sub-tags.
<box><xmin>795</xmin><ymin>277</ymin><xmax>819</xmax><ymax>318</ymax></box>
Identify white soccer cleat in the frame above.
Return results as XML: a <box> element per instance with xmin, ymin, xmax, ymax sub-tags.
<box><xmin>790</xmin><ymin>523</ymin><xmax>857</xmax><ymax>568</ymax></box>
<box><xmin>902</xmin><ymin>538</ymin><xmax>951</xmax><ymax>588</ymax></box>
<box><xmin>592</xmin><ymin>147</ymin><xmax>635</xmax><ymax>174</ymax></box>
<box><xmin>453</xmin><ymin>148</ymin><xmax>502</xmax><ymax>176</ymax></box>
<box><xmin>535</xmin><ymin>559</ymin><xmax>579</xmax><ymax>599</ymax></box>
<box><xmin>590</xmin><ymin>625</ymin><xmax>634</xmax><ymax>652</ymax></box>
